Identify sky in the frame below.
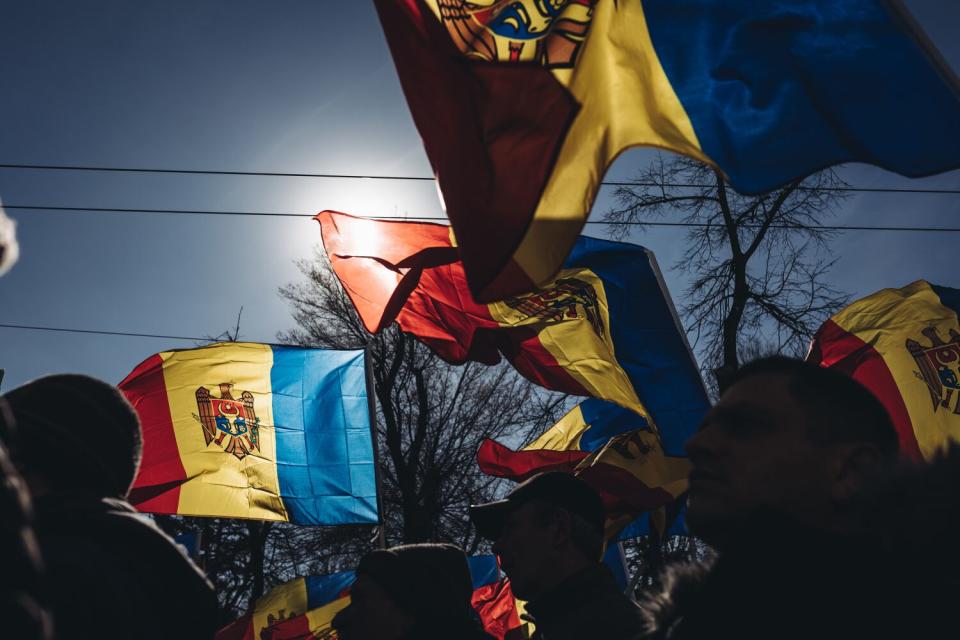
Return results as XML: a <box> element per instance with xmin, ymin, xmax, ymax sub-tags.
<box><xmin>1</xmin><ymin>0</ymin><xmax>959</xmax><ymax>391</ymax></box>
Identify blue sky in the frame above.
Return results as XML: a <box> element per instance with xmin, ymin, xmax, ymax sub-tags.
<box><xmin>1</xmin><ymin>0</ymin><xmax>959</xmax><ymax>391</ymax></box>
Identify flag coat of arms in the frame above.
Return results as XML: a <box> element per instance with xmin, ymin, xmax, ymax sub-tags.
<box><xmin>374</xmin><ymin>0</ymin><xmax>960</xmax><ymax>300</ymax></box>
<box><xmin>215</xmin><ymin>572</ymin><xmax>356</xmax><ymax>640</ymax></box>
<box><xmin>808</xmin><ymin>281</ymin><xmax>960</xmax><ymax>461</ymax></box>
<box><xmin>318</xmin><ymin>211</ymin><xmax>709</xmax><ymax>434</ymax></box>
<box><xmin>120</xmin><ymin>342</ymin><xmax>378</xmax><ymax>525</ymax></box>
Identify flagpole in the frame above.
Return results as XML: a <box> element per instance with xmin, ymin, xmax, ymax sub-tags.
<box><xmin>364</xmin><ymin>346</ymin><xmax>387</xmax><ymax>549</ymax></box>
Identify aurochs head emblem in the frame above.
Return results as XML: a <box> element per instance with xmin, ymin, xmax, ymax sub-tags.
<box><xmin>195</xmin><ymin>383</ymin><xmax>261</xmax><ymax>460</ymax></box>
<box><xmin>436</xmin><ymin>0</ymin><xmax>597</xmax><ymax>67</ymax></box>
<box><xmin>503</xmin><ymin>276</ymin><xmax>605</xmax><ymax>338</ymax></box>
<box><xmin>908</xmin><ymin>326</ymin><xmax>960</xmax><ymax>415</ymax></box>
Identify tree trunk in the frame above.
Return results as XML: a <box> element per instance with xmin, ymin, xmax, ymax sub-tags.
<box><xmin>247</xmin><ymin>521</ymin><xmax>272</xmax><ymax>607</ymax></box>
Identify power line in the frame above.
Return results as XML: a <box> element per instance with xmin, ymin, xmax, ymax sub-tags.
<box><xmin>2</xmin><ymin>162</ymin><xmax>959</xmax><ymax>194</ymax></box>
<box><xmin>0</xmin><ymin>322</ymin><xmax>203</xmax><ymax>342</ymax></box>
<box><xmin>6</xmin><ymin>203</ymin><xmax>960</xmax><ymax>233</ymax></box>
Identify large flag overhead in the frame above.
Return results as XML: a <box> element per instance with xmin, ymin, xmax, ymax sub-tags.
<box><xmin>120</xmin><ymin>342</ymin><xmax>378</xmax><ymax>525</ymax></box>
<box><xmin>808</xmin><ymin>281</ymin><xmax>960</xmax><ymax>462</ymax></box>
<box><xmin>374</xmin><ymin>0</ymin><xmax>960</xmax><ymax>301</ymax></box>
<box><xmin>319</xmin><ymin>211</ymin><xmax>709</xmax><ymax>430</ymax></box>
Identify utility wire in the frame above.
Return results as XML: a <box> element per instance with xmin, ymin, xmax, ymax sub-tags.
<box><xmin>2</xmin><ymin>162</ymin><xmax>960</xmax><ymax>194</ymax></box>
<box><xmin>0</xmin><ymin>322</ymin><xmax>203</xmax><ymax>342</ymax></box>
<box><xmin>5</xmin><ymin>203</ymin><xmax>960</xmax><ymax>233</ymax></box>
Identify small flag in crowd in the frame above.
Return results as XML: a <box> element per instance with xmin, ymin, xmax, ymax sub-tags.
<box><xmin>215</xmin><ymin>572</ymin><xmax>356</xmax><ymax>640</ymax></box>
<box><xmin>574</xmin><ymin>430</ymin><xmax>691</xmax><ymax>539</ymax></box>
<box><xmin>319</xmin><ymin>211</ymin><xmax>709</xmax><ymax>432</ymax></box>
<box><xmin>120</xmin><ymin>342</ymin><xmax>378</xmax><ymax>525</ymax></box>
<box><xmin>374</xmin><ymin>0</ymin><xmax>960</xmax><ymax>300</ymax></box>
<box><xmin>808</xmin><ymin>281</ymin><xmax>960</xmax><ymax>461</ymax></box>
<box><xmin>217</xmin><ymin>557</ymin><xmax>520</xmax><ymax>640</ymax></box>
<box><xmin>477</xmin><ymin>398</ymin><xmax>652</xmax><ymax>484</ymax></box>
<box><xmin>479</xmin><ymin>422</ymin><xmax>690</xmax><ymax>540</ymax></box>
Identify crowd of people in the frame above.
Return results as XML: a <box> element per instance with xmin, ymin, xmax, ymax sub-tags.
<box><xmin>2</xmin><ymin>357</ymin><xmax>958</xmax><ymax>639</ymax></box>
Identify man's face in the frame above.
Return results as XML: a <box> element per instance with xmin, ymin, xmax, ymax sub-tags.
<box><xmin>492</xmin><ymin>501</ymin><xmax>560</xmax><ymax>600</ymax></box>
<box><xmin>331</xmin><ymin>574</ymin><xmax>412</xmax><ymax>640</ymax></box>
<box><xmin>686</xmin><ymin>373</ymin><xmax>833</xmax><ymax>544</ymax></box>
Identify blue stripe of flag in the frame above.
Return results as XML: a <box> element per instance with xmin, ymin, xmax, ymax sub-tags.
<box><xmin>642</xmin><ymin>0</ymin><xmax>960</xmax><ymax>194</ymax></box>
<box><xmin>271</xmin><ymin>347</ymin><xmax>378</xmax><ymax>525</ymax></box>
<box><xmin>563</xmin><ymin>236</ymin><xmax>710</xmax><ymax>458</ymax></box>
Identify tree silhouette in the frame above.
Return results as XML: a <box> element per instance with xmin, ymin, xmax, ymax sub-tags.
<box><xmin>605</xmin><ymin>156</ymin><xmax>849</xmax><ymax>387</ymax></box>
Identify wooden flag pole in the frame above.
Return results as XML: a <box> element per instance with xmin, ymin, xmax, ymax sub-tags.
<box><xmin>364</xmin><ymin>347</ymin><xmax>387</xmax><ymax>550</ymax></box>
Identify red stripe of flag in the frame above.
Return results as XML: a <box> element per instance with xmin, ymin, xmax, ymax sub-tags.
<box><xmin>808</xmin><ymin>319</ymin><xmax>923</xmax><ymax>461</ymax></box>
<box><xmin>120</xmin><ymin>353</ymin><xmax>185</xmax><ymax>512</ymax></box>
<box><xmin>372</xmin><ymin>0</ymin><xmax>577</xmax><ymax>301</ymax></box>
<box><xmin>472</xmin><ymin>579</ymin><xmax>526</xmax><ymax>640</ymax></box>
<box><xmin>318</xmin><ymin>211</ymin><xmax>592</xmax><ymax>398</ymax></box>
<box><xmin>477</xmin><ymin>439</ymin><xmax>589</xmax><ymax>482</ymax></box>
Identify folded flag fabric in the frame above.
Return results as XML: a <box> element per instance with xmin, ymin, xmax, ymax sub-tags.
<box><xmin>480</xmin><ymin>424</ymin><xmax>690</xmax><ymax>539</ymax></box>
<box><xmin>215</xmin><ymin>572</ymin><xmax>356</xmax><ymax>640</ymax></box>
<box><xmin>808</xmin><ymin>280</ymin><xmax>960</xmax><ymax>462</ymax></box>
<box><xmin>472</xmin><ymin>578</ymin><xmax>529</xmax><ymax>640</ymax></box>
<box><xmin>477</xmin><ymin>397</ymin><xmax>654</xmax><ymax>484</ymax></box>
<box><xmin>374</xmin><ymin>0</ymin><xmax>960</xmax><ymax>301</ymax></box>
<box><xmin>319</xmin><ymin>211</ymin><xmax>709</xmax><ymax>429</ymax></box>
<box><xmin>120</xmin><ymin>342</ymin><xmax>378</xmax><ymax>525</ymax></box>
<box><xmin>574</xmin><ymin>430</ymin><xmax>691</xmax><ymax>539</ymax></box>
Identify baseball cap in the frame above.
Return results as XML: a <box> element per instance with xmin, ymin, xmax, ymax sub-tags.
<box><xmin>469</xmin><ymin>472</ymin><xmax>604</xmax><ymax>540</ymax></box>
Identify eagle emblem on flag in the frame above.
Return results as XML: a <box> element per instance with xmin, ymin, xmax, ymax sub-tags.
<box><xmin>195</xmin><ymin>383</ymin><xmax>261</xmax><ymax>460</ymax></box>
<box><xmin>436</xmin><ymin>0</ymin><xmax>596</xmax><ymax>67</ymax></box>
<box><xmin>907</xmin><ymin>326</ymin><xmax>960</xmax><ymax>414</ymax></box>
<box><xmin>503</xmin><ymin>276</ymin><xmax>605</xmax><ymax>338</ymax></box>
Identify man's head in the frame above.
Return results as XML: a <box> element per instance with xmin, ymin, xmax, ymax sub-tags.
<box><xmin>469</xmin><ymin>472</ymin><xmax>605</xmax><ymax>600</ymax></box>
<box><xmin>686</xmin><ymin>356</ymin><xmax>899</xmax><ymax>546</ymax></box>
<box><xmin>2</xmin><ymin>374</ymin><xmax>143</xmax><ymax>499</ymax></box>
<box><xmin>332</xmin><ymin>543</ymin><xmax>474</xmax><ymax>640</ymax></box>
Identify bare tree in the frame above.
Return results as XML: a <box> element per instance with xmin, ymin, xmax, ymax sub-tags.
<box><xmin>605</xmin><ymin>155</ymin><xmax>849</xmax><ymax>386</ymax></box>
<box><xmin>159</xmin><ymin>251</ymin><xmax>565</xmax><ymax>618</ymax></box>
<box><xmin>278</xmin><ymin>249</ymin><xmax>567</xmax><ymax>549</ymax></box>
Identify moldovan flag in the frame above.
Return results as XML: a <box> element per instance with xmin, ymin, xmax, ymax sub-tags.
<box><xmin>479</xmin><ymin>425</ymin><xmax>690</xmax><ymax>540</ymax></box>
<box><xmin>215</xmin><ymin>572</ymin><xmax>356</xmax><ymax>640</ymax></box>
<box><xmin>120</xmin><ymin>342</ymin><xmax>379</xmax><ymax>525</ymax></box>
<box><xmin>808</xmin><ymin>281</ymin><xmax>960</xmax><ymax>462</ymax></box>
<box><xmin>469</xmin><ymin>556</ymin><xmax>530</xmax><ymax>640</ymax></box>
<box><xmin>374</xmin><ymin>0</ymin><xmax>960</xmax><ymax>301</ymax></box>
<box><xmin>218</xmin><ymin>556</ymin><xmax>514</xmax><ymax>640</ymax></box>
<box><xmin>319</xmin><ymin>211</ymin><xmax>708</xmax><ymax>428</ymax></box>
<box><xmin>476</xmin><ymin>399</ymin><xmax>649</xmax><ymax>484</ymax></box>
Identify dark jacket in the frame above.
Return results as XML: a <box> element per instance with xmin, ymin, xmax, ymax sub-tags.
<box><xmin>525</xmin><ymin>564</ymin><xmax>644</xmax><ymax>640</ymax></box>
<box><xmin>32</xmin><ymin>494</ymin><xmax>220</xmax><ymax>640</ymax></box>
<box><xmin>1</xmin><ymin>439</ymin><xmax>51</xmax><ymax>639</ymax></box>
<box><xmin>638</xmin><ymin>448</ymin><xmax>960</xmax><ymax>640</ymax></box>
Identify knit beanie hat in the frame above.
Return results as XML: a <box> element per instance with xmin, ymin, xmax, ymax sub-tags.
<box><xmin>3</xmin><ymin>374</ymin><xmax>143</xmax><ymax>498</ymax></box>
<box><xmin>356</xmin><ymin>543</ymin><xmax>475</xmax><ymax>621</ymax></box>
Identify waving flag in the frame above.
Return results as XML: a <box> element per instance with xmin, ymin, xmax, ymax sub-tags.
<box><xmin>808</xmin><ymin>281</ymin><xmax>960</xmax><ymax>462</ymax></box>
<box><xmin>319</xmin><ymin>211</ymin><xmax>708</xmax><ymax>426</ymax></box>
<box><xmin>480</xmin><ymin>424</ymin><xmax>690</xmax><ymax>539</ymax></box>
<box><xmin>218</xmin><ymin>557</ymin><xmax>514</xmax><ymax>640</ymax></box>
<box><xmin>374</xmin><ymin>0</ymin><xmax>960</xmax><ymax>300</ymax></box>
<box><xmin>120</xmin><ymin>342</ymin><xmax>378</xmax><ymax>525</ymax></box>
<box><xmin>476</xmin><ymin>399</ymin><xmax>648</xmax><ymax>483</ymax></box>
<box><xmin>216</xmin><ymin>572</ymin><xmax>356</xmax><ymax>640</ymax></box>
